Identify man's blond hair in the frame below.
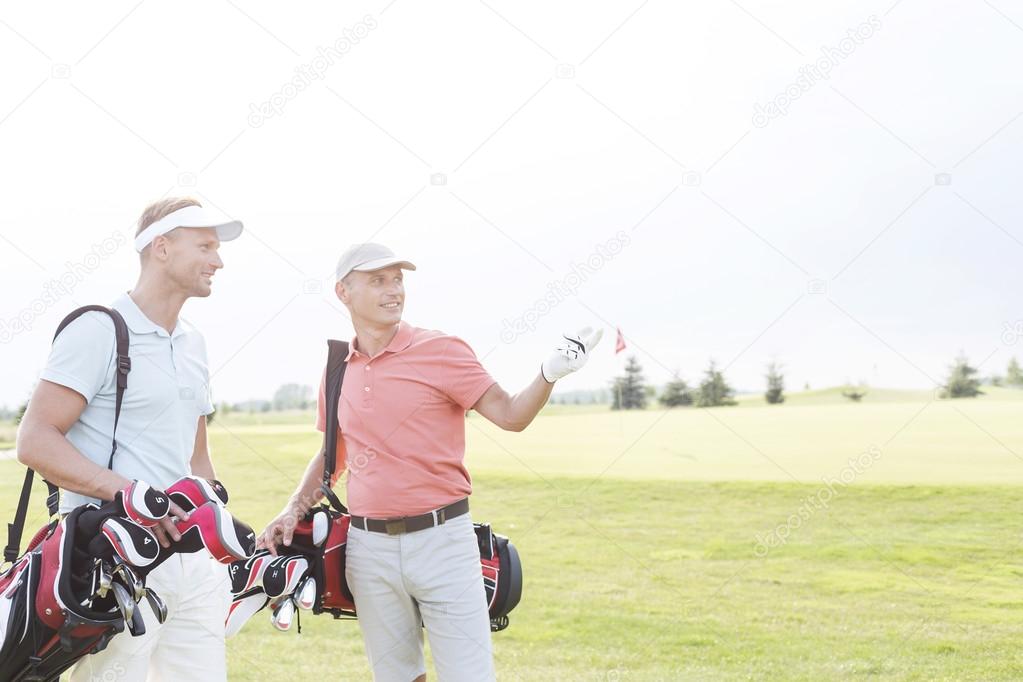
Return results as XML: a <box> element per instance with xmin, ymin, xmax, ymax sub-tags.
<box><xmin>135</xmin><ymin>197</ymin><xmax>202</xmax><ymax>259</ymax></box>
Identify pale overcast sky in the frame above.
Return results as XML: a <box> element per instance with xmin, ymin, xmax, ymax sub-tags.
<box><xmin>1</xmin><ymin>0</ymin><xmax>1021</xmax><ymax>407</ymax></box>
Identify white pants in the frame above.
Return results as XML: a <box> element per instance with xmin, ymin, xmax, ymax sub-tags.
<box><xmin>346</xmin><ymin>513</ymin><xmax>495</xmax><ymax>682</ymax></box>
<box><xmin>70</xmin><ymin>552</ymin><xmax>231</xmax><ymax>682</ymax></box>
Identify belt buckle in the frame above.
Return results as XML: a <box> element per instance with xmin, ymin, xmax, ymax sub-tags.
<box><xmin>384</xmin><ymin>519</ymin><xmax>406</xmax><ymax>535</ymax></box>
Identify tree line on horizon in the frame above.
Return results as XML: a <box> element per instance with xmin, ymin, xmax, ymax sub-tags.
<box><xmin>1</xmin><ymin>353</ymin><xmax>1014</xmax><ymax>420</ymax></box>
<box><xmin>605</xmin><ymin>353</ymin><xmax>1020</xmax><ymax>410</ymax></box>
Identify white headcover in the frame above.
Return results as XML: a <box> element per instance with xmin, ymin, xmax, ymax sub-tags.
<box><xmin>134</xmin><ymin>205</ymin><xmax>244</xmax><ymax>253</ymax></box>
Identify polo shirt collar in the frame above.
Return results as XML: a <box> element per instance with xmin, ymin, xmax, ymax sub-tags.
<box><xmin>112</xmin><ymin>292</ymin><xmax>185</xmax><ymax>338</ymax></box>
<box><xmin>348</xmin><ymin>321</ymin><xmax>413</xmax><ymax>360</ymax></box>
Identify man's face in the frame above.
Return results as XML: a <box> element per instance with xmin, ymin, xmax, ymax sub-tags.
<box><xmin>337</xmin><ymin>265</ymin><xmax>405</xmax><ymax>326</ymax></box>
<box><xmin>161</xmin><ymin>227</ymin><xmax>223</xmax><ymax>298</ymax></box>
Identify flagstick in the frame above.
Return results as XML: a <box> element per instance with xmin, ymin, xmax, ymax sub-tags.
<box><xmin>613</xmin><ymin>368</ymin><xmax>621</xmax><ymax>437</ymax></box>
<box><xmin>614</xmin><ymin>327</ymin><xmax>626</xmax><ymax>437</ymax></box>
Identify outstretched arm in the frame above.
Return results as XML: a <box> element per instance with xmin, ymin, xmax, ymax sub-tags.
<box><xmin>473</xmin><ymin>326</ymin><xmax>603</xmax><ymax>431</ymax></box>
<box><xmin>473</xmin><ymin>374</ymin><xmax>554</xmax><ymax>432</ymax></box>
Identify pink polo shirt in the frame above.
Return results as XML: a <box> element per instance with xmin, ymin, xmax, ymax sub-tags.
<box><xmin>315</xmin><ymin>321</ymin><xmax>496</xmax><ymax>518</ymax></box>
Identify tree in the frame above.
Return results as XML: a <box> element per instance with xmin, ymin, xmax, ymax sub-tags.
<box><xmin>697</xmin><ymin>360</ymin><xmax>737</xmax><ymax>407</ymax></box>
<box><xmin>272</xmin><ymin>383</ymin><xmax>313</xmax><ymax>411</ymax></box>
<box><xmin>611</xmin><ymin>356</ymin><xmax>647</xmax><ymax>410</ymax></box>
<box><xmin>1007</xmin><ymin>357</ymin><xmax>1023</xmax><ymax>387</ymax></box>
<box><xmin>15</xmin><ymin>401</ymin><xmax>27</xmax><ymax>425</ymax></box>
<box><xmin>940</xmin><ymin>352</ymin><xmax>983</xmax><ymax>399</ymax></box>
<box><xmin>659</xmin><ymin>372</ymin><xmax>694</xmax><ymax>407</ymax></box>
<box><xmin>765</xmin><ymin>362</ymin><xmax>785</xmax><ymax>404</ymax></box>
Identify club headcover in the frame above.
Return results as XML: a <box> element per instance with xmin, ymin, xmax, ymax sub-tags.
<box><xmin>229</xmin><ymin>549</ymin><xmax>275</xmax><ymax>594</ymax></box>
<box><xmin>225</xmin><ymin>587</ymin><xmax>268</xmax><ymax>638</ymax></box>
<box><xmin>88</xmin><ymin>517</ymin><xmax>160</xmax><ymax>568</ymax></box>
<box><xmin>311</xmin><ymin>509</ymin><xmax>329</xmax><ymax>547</ymax></box>
<box><xmin>262</xmin><ymin>555</ymin><xmax>309</xmax><ymax>599</ymax></box>
<box><xmin>116</xmin><ymin>479</ymin><xmax>169</xmax><ymax>527</ymax></box>
<box><xmin>174</xmin><ymin>501</ymin><xmax>256</xmax><ymax>564</ymax></box>
<box><xmin>166</xmin><ymin>476</ymin><xmax>229</xmax><ymax>513</ymax></box>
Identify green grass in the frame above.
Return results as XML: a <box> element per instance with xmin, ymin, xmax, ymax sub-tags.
<box><xmin>2</xmin><ymin>395</ymin><xmax>1023</xmax><ymax>679</ymax></box>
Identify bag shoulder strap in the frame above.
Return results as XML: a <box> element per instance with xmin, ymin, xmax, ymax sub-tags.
<box><xmin>54</xmin><ymin>305</ymin><xmax>132</xmax><ymax>468</ymax></box>
<box><xmin>320</xmin><ymin>339</ymin><xmax>349</xmax><ymax>513</ymax></box>
<box><xmin>3</xmin><ymin>305</ymin><xmax>131</xmax><ymax>564</ymax></box>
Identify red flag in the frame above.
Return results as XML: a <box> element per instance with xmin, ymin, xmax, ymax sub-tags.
<box><xmin>615</xmin><ymin>327</ymin><xmax>626</xmax><ymax>354</ymax></box>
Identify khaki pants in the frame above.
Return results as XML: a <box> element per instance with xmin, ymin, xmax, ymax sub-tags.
<box><xmin>346</xmin><ymin>513</ymin><xmax>495</xmax><ymax>682</ymax></box>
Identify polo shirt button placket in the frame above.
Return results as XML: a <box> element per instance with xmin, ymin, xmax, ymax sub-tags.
<box><xmin>363</xmin><ymin>364</ymin><xmax>373</xmax><ymax>408</ymax></box>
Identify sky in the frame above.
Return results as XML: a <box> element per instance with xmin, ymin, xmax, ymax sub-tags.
<box><xmin>1</xmin><ymin>0</ymin><xmax>1022</xmax><ymax>407</ymax></box>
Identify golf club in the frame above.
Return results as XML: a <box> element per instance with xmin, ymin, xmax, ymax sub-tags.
<box><xmin>166</xmin><ymin>475</ymin><xmax>229</xmax><ymax>513</ymax></box>
<box><xmin>295</xmin><ymin>576</ymin><xmax>317</xmax><ymax>611</ymax></box>
<box><xmin>262</xmin><ymin>555</ymin><xmax>309</xmax><ymax>599</ymax></box>
<box><xmin>111</xmin><ymin>558</ymin><xmax>145</xmax><ymax>602</ymax></box>
<box><xmin>226</xmin><ymin>587</ymin><xmax>269</xmax><ymax>638</ymax></box>
<box><xmin>127</xmin><ymin>594</ymin><xmax>147</xmax><ymax>637</ymax></box>
<box><xmin>229</xmin><ymin>549</ymin><xmax>274</xmax><ymax>594</ymax></box>
<box><xmin>145</xmin><ymin>587</ymin><xmax>168</xmax><ymax>625</ymax></box>
<box><xmin>97</xmin><ymin>563</ymin><xmax>112</xmax><ymax>599</ymax></box>
<box><xmin>110</xmin><ymin>581</ymin><xmax>135</xmax><ymax>627</ymax></box>
<box><xmin>117</xmin><ymin>479</ymin><xmax>170</xmax><ymax>527</ymax></box>
<box><xmin>91</xmin><ymin>516</ymin><xmax>160</xmax><ymax>568</ymax></box>
<box><xmin>311</xmin><ymin>510</ymin><xmax>328</xmax><ymax>547</ymax></box>
<box><xmin>271</xmin><ymin>597</ymin><xmax>295</xmax><ymax>632</ymax></box>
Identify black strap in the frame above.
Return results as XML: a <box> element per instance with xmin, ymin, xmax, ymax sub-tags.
<box><xmin>320</xmin><ymin>339</ymin><xmax>349</xmax><ymax>513</ymax></box>
<box><xmin>54</xmin><ymin>305</ymin><xmax>131</xmax><ymax>470</ymax></box>
<box><xmin>3</xmin><ymin>305</ymin><xmax>131</xmax><ymax>564</ymax></box>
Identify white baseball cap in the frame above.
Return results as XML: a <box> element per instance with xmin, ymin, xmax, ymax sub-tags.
<box><xmin>134</xmin><ymin>205</ymin><xmax>244</xmax><ymax>253</ymax></box>
<box><xmin>336</xmin><ymin>243</ymin><xmax>416</xmax><ymax>282</ymax></box>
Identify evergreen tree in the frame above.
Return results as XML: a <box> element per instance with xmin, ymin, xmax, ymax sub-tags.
<box><xmin>611</xmin><ymin>356</ymin><xmax>647</xmax><ymax>410</ymax></box>
<box><xmin>940</xmin><ymin>352</ymin><xmax>983</xmax><ymax>399</ymax></box>
<box><xmin>697</xmin><ymin>360</ymin><xmax>737</xmax><ymax>407</ymax></box>
<box><xmin>659</xmin><ymin>372</ymin><xmax>694</xmax><ymax>407</ymax></box>
<box><xmin>1007</xmin><ymin>357</ymin><xmax>1023</xmax><ymax>386</ymax></box>
<box><xmin>765</xmin><ymin>362</ymin><xmax>785</xmax><ymax>404</ymax></box>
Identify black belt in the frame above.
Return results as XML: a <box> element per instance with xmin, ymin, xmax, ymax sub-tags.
<box><xmin>350</xmin><ymin>498</ymin><xmax>469</xmax><ymax>535</ymax></box>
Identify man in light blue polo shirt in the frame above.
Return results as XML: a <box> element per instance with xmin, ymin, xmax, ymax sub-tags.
<box><xmin>16</xmin><ymin>197</ymin><xmax>243</xmax><ymax>681</ymax></box>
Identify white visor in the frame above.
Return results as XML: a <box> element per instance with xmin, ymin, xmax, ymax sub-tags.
<box><xmin>134</xmin><ymin>205</ymin><xmax>244</xmax><ymax>253</ymax></box>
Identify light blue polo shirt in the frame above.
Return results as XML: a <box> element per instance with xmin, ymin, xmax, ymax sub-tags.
<box><xmin>40</xmin><ymin>293</ymin><xmax>215</xmax><ymax>513</ymax></box>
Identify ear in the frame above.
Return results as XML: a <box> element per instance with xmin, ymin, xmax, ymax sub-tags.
<box><xmin>150</xmin><ymin>235</ymin><xmax>172</xmax><ymax>262</ymax></box>
<box><xmin>335</xmin><ymin>280</ymin><xmax>348</xmax><ymax>303</ymax></box>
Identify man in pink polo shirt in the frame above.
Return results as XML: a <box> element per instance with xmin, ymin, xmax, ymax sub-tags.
<box><xmin>257</xmin><ymin>243</ymin><xmax>601</xmax><ymax>681</ymax></box>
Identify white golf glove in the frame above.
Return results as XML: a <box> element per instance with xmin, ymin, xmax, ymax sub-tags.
<box><xmin>541</xmin><ymin>327</ymin><xmax>604</xmax><ymax>383</ymax></box>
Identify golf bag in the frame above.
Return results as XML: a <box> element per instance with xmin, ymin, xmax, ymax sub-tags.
<box><xmin>475</xmin><ymin>523</ymin><xmax>522</xmax><ymax>631</ymax></box>
<box><xmin>0</xmin><ymin>306</ymin><xmax>136</xmax><ymax>681</ymax></box>
<box><xmin>226</xmin><ymin>338</ymin><xmax>522</xmax><ymax>635</ymax></box>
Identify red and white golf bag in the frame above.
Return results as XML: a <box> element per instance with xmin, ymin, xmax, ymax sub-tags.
<box><xmin>0</xmin><ymin>306</ymin><xmax>137</xmax><ymax>681</ymax></box>
<box><xmin>1</xmin><ymin>306</ymin><xmax>257</xmax><ymax>681</ymax></box>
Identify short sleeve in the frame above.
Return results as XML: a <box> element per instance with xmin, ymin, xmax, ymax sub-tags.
<box><xmin>194</xmin><ymin>331</ymin><xmax>215</xmax><ymax>416</ymax></box>
<box><xmin>440</xmin><ymin>337</ymin><xmax>496</xmax><ymax>410</ymax></box>
<box><xmin>315</xmin><ymin>366</ymin><xmax>327</xmax><ymax>432</ymax></box>
<box><xmin>201</xmin><ymin>382</ymin><xmax>215</xmax><ymax>416</ymax></box>
<box><xmin>39</xmin><ymin>313</ymin><xmax>117</xmax><ymax>402</ymax></box>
